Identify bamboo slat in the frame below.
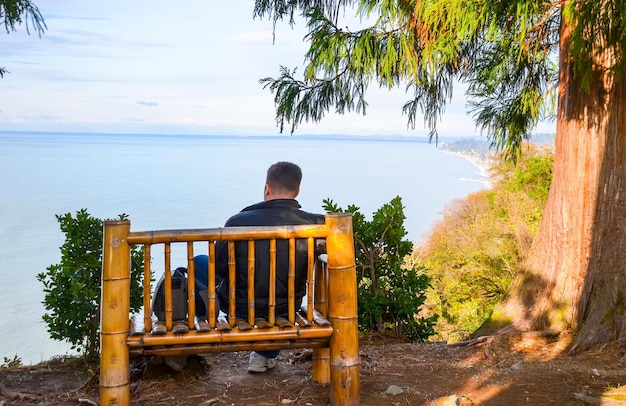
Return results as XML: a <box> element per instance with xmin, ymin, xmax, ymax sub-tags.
<box><xmin>208</xmin><ymin>242</ymin><xmax>217</xmax><ymax>327</ymax></box>
<box><xmin>163</xmin><ymin>242</ymin><xmax>172</xmax><ymax>331</ymax></box>
<box><xmin>268</xmin><ymin>239</ymin><xmax>277</xmax><ymax>325</ymax></box>
<box><xmin>127</xmin><ymin>324</ymin><xmax>333</xmax><ymax>347</ymax></box>
<box><xmin>288</xmin><ymin>238</ymin><xmax>296</xmax><ymax>323</ymax></box>
<box><xmin>127</xmin><ymin>224</ymin><xmax>328</xmax><ymax>245</ymax></box>
<box><xmin>142</xmin><ymin>245</ymin><xmax>152</xmax><ymax>332</ymax></box>
<box><xmin>247</xmin><ymin>240</ymin><xmax>255</xmax><ymax>324</ymax></box>
<box><xmin>196</xmin><ymin>318</ymin><xmax>211</xmax><ymax>332</ymax></box>
<box><xmin>135</xmin><ymin>338</ymin><xmax>331</xmax><ymax>358</ymax></box>
<box><xmin>295</xmin><ymin>311</ymin><xmax>311</xmax><ymax>328</ymax></box>
<box><xmin>216</xmin><ymin>317</ymin><xmax>231</xmax><ymax>331</ymax></box>
<box><xmin>313</xmin><ymin>257</ymin><xmax>331</xmax><ymax>384</ymax></box>
<box><xmin>314</xmin><ymin>258</ymin><xmax>329</xmax><ymax>318</ymax></box>
<box><xmin>236</xmin><ymin>318</ymin><xmax>253</xmax><ymax>331</ymax></box>
<box><xmin>275</xmin><ymin>317</ymin><xmax>293</xmax><ymax>328</ymax></box>
<box><xmin>228</xmin><ymin>241</ymin><xmax>236</xmax><ymax>327</ymax></box>
<box><xmin>186</xmin><ymin>242</ymin><xmax>196</xmax><ymax>330</ymax></box>
<box><xmin>299</xmin><ymin>307</ymin><xmax>332</xmax><ymax>326</ymax></box>
<box><xmin>306</xmin><ymin>237</ymin><xmax>315</xmax><ymax>323</ymax></box>
<box><xmin>254</xmin><ymin>318</ymin><xmax>272</xmax><ymax>329</ymax></box>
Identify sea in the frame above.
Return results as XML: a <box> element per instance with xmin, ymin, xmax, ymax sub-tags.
<box><xmin>0</xmin><ymin>131</ymin><xmax>489</xmax><ymax>365</ymax></box>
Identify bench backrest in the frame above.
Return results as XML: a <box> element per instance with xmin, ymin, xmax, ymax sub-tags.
<box><xmin>132</xmin><ymin>223</ymin><xmax>328</xmax><ymax>333</ymax></box>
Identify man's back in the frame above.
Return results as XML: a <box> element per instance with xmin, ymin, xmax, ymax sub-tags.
<box><xmin>216</xmin><ymin>198</ymin><xmax>324</xmax><ymax>319</ymax></box>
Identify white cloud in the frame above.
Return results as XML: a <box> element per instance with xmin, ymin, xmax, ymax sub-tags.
<box><xmin>137</xmin><ymin>101</ymin><xmax>159</xmax><ymax>107</ymax></box>
<box><xmin>0</xmin><ymin>0</ymin><xmax>555</xmax><ymax>138</ymax></box>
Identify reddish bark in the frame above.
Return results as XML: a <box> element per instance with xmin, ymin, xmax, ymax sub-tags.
<box><xmin>499</xmin><ymin>1</ymin><xmax>626</xmax><ymax>350</ymax></box>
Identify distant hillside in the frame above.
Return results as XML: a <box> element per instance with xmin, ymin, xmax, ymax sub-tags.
<box><xmin>439</xmin><ymin>133</ymin><xmax>555</xmax><ymax>166</ymax></box>
<box><xmin>438</xmin><ymin>138</ymin><xmax>494</xmax><ymax>167</ymax></box>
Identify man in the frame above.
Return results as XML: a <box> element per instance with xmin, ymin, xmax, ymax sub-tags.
<box><xmin>206</xmin><ymin>161</ymin><xmax>325</xmax><ymax>372</ymax></box>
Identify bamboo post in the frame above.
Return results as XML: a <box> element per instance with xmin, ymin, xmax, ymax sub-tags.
<box><xmin>164</xmin><ymin>242</ymin><xmax>172</xmax><ymax>330</ymax></box>
<box><xmin>208</xmin><ymin>242</ymin><xmax>217</xmax><ymax>328</ymax></box>
<box><xmin>187</xmin><ymin>242</ymin><xmax>196</xmax><ymax>330</ymax></box>
<box><xmin>325</xmin><ymin>213</ymin><xmax>360</xmax><ymax>405</ymax></box>
<box><xmin>312</xmin><ymin>258</ymin><xmax>330</xmax><ymax>384</ymax></box>
<box><xmin>306</xmin><ymin>237</ymin><xmax>315</xmax><ymax>323</ymax></box>
<box><xmin>288</xmin><ymin>238</ymin><xmax>296</xmax><ymax>323</ymax></box>
<box><xmin>100</xmin><ymin>220</ymin><xmax>131</xmax><ymax>406</ymax></box>
<box><xmin>248</xmin><ymin>240</ymin><xmax>256</xmax><ymax>324</ymax></box>
<box><xmin>142</xmin><ymin>245</ymin><xmax>152</xmax><ymax>333</ymax></box>
<box><xmin>228</xmin><ymin>241</ymin><xmax>236</xmax><ymax>327</ymax></box>
<box><xmin>268</xmin><ymin>239</ymin><xmax>277</xmax><ymax>325</ymax></box>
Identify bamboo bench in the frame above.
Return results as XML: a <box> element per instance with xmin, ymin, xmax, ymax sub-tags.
<box><xmin>99</xmin><ymin>213</ymin><xmax>359</xmax><ymax>405</ymax></box>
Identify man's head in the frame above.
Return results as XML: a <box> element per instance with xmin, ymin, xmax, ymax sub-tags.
<box><xmin>264</xmin><ymin>161</ymin><xmax>302</xmax><ymax>201</ymax></box>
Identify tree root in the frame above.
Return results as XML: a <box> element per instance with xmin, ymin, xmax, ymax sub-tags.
<box><xmin>448</xmin><ymin>335</ymin><xmax>491</xmax><ymax>348</ymax></box>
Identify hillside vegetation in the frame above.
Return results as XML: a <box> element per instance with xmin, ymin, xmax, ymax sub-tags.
<box><xmin>416</xmin><ymin>143</ymin><xmax>554</xmax><ymax>342</ymax></box>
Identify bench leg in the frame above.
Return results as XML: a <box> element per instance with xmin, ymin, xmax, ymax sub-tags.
<box><xmin>326</xmin><ymin>214</ymin><xmax>360</xmax><ymax>405</ymax></box>
<box><xmin>101</xmin><ymin>220</ymin><xmax>131</xmax><ymax>406</ymax></box>
<box><xmin>312</xmin><ymin>348</ymin><xmax>330</xmax><ymax>384</ymax></box>
<box><xmin>329</xmin><ymin>321</ymin><xmax>360</xmax><ymax>405</ymax></box>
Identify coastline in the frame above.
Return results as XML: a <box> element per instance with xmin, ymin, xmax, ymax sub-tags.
<box><xmin>439</xmin><ymin>148</ymin><xmax>494</xmax><ymax>188</ymax></box>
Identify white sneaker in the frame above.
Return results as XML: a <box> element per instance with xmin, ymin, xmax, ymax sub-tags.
<box><xmin>247</xmin><ymin>352</ymin><xmax>277</xmax><ymax>373</ymax></box>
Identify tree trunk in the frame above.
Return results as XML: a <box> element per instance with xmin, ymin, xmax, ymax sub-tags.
<box><xmin>497</xmin><ymin>3</ymin><xmax>626</xmax><ymax>350</ymax></box>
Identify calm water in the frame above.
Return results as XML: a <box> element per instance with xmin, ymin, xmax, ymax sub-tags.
<box><xmin>0</xmin><ymin>132</ymin><xmax>487</xmax><ymax>364</ymax></box>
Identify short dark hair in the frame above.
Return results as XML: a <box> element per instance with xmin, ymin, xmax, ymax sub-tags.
<box><xmin>266</xmin><ymin>161</ymin><xmax>302</xmax><ymax>194</ymax></box>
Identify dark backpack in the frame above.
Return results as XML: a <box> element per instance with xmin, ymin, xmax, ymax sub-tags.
<box><xmin>152</xmin><ymin>267</ymin><xmax>188</xmax><ymax>321</ymax></box>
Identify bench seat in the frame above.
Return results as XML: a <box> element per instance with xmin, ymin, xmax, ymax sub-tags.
<box><xmin>127</xmin><ymin>314</ymin><xmax>334</xmax><ymax>357</ymax></box>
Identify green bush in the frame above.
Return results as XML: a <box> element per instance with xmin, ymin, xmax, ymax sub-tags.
<box><xmin>37</xmin><ymin>209</ymin><xmax>144</xmax><ymax>360</ymax></box>
<box><xmin>323</xmin><ymin>197</ymin><xmax>437</xmax><ymax>341</ymax></box>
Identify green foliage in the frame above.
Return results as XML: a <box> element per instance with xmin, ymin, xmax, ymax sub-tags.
<box><xmin>1</xmin><ymin>0</ymin><xmax>46</xmax><ymax>33</ymax></box>
<box><xmin>418</xmin><ymin>145</ymin><xmax>553</xmax><ymax>342</ymax></box>
<box><xmin>36</xmin><ymin>209</ymin><xmax>144</xmax><ymax>359</ymax></box>
<box><xmin>253</xmin><ymin>0</ymin><xmax>568</xmax><ymax>158</ymax></box>
<box><xmin>1</xmin><ymin>355</ymin><xmax>22</xmax><ymax>368</ymax></box>
<box><xmin>1</xmin><ymin>0</ymin><xmax>47</xmax><ymax>77</ymax></box>
<box><xmin>323</xmin><ymin>196</ymin><xmax>436</xmax><ymax>341</ymax></box>
<box><xmin>496</xmin><ymin>144</ymin><xmax>554</xmax><ymax>202</ymax></box>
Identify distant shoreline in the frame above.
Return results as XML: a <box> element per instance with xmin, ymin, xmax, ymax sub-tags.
<box><xmin>439</xmin><ymin>149</ymin><xmax>493</xmax><ymax>188</ymax></box>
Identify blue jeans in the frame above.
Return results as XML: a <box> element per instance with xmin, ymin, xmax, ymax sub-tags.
<box><xmin>255</xmin><ymin>350</ymin><xmax>279</xmax><ymax>359</ymax></box>
<box><xmin>193</xmin><ymin>254</ymin><xmax>210</xmax><ymax>290</ymax></box>
<box><xmin>194</xmin><ymin>255</ymin><xmax>279</xmax><ymax>359</ymax></box>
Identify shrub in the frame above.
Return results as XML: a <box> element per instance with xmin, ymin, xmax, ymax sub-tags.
<box><xmin>37</xmin><ymin>209</ymin><xmax>144</xmax><ymax>359</ymax></box>
<box><xmin>323</xmin><ymin>197</ymin><xmax>437</xmax><ymax>341</ymax></box>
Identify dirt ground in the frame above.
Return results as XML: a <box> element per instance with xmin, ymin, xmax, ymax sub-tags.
<box><xmin>2</xmin><ymin>332</ymin><xmax>626</xmax><ymax>405</ymax></box>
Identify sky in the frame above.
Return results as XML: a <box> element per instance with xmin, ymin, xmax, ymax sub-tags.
<box><xmin>1</xmin><ymin>0</ymin><xmax>556</xmax><ymax>137</ymax></box>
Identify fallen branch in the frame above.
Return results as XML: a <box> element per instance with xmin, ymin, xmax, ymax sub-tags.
<box><xmin>448</xmin><ymin>336</ymin><xmax>491</xmax><ymax>348</ymax></box>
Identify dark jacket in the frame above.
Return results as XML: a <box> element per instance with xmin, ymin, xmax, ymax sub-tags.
<box><xmin>215</xmin><ymin>199</ymin><xmax>325</xmax><ymax>320</ymax></box>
